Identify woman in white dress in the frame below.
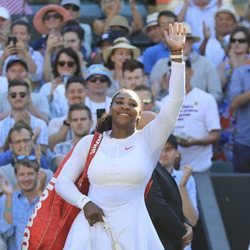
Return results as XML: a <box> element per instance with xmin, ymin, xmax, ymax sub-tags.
<box><xmin>55</xmin><ymin>22</ymin><xmax>186</xmax><ymax>250</ymax></box>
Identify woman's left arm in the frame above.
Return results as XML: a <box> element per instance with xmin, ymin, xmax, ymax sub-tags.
<box><xmin>141</xmin><ymin>23</ymin><xmax>186</xmax><ymax>155</ymax></box>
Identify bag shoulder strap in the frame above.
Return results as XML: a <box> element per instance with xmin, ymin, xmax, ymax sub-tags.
<box><xmin>78</xmin><ymin>132</ymin><xmax>102</xmax><ymax>186</ymax></box>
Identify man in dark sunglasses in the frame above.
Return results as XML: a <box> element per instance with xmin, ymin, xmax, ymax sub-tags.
<box><xmin>0</xmin><ymin>80</ymin><xmax>48</xmax><ymax>155</ymax></box>
<box><xmin>0</xmin><ymin>58</ymin><xmax>49</xmax><ymax>123</ymax></box>
<box><xmin>85</xmin><ymin>64</ymin><xmax>112</xmax><ymax>129</ymax></box>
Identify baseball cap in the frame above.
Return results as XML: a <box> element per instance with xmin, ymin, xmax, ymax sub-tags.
<box><xmin>6</xmin><ymin>58</ymin><xmax>28</xmax><ymax>72</ymax></box>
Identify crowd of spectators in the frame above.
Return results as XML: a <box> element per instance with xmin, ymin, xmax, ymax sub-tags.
<box><xmin>0</xmin><ymin>0</ymin><xmax>249</xmax><ymax>249</ymax></box>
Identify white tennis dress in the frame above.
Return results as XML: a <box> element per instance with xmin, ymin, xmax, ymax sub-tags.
<box><xmin>55</xmin><ymin>62</ymin><xmax>185</xmax><ymax>250</ymax></box>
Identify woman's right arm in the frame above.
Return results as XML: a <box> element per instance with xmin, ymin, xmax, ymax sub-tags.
<box><xmin>55</xmin><ymin>135</ymin><xmax>94</xmax><ymax>209</ymax></box>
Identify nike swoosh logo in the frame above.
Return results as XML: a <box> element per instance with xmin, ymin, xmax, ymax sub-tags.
<box><xmin>125</xmin><ymin>146</ymin><xmax>133</xmax><ymax>150</ymax></box>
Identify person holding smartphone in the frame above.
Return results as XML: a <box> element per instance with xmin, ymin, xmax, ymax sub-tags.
<box><xmin>0</xmin><ymin>19</ymin><xmax>44</xmax><ymax>85</ymax></box>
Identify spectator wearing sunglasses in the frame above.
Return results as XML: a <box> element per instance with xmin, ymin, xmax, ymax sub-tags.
<box><xmin>31</xmin><ymin>4</ymin><xmax>71</xmax><ymax>53</ymax></box>
<box><xmin>48</xmin><ymin>76</ymin><xmax>87</xmax><ymax>151</ymax></box>
<box><xmin>0</xmin><ymin>120</ymin><xmax>52</xmax><ymax>189</ymax></box>
<box><xmin>218</xmin><ymin>26</ymin><xmax>250</xmax><ymax>92</ymax></box>
<box><xmin>0</xmin><ymin>155</ymin><xmax>51</xmax><ymax>250</ymax></box>
<box><xmin>214</xmin><ymin>27</ymin><xmax>250</xmax><ymax>162</ymax></box>
<box><xmin>61</xmin><ymin>20</ymin><xmax>88</xmax><ymax>73</ymax></box>
<box><xmin>61</xmin><ymin>0</ymin><xmax>93</xmax><ymax>59</ymax></box>
<box><xmin>0</xmin><ymin>58</ymin><xmax>50</xmax><ymax>123</ymax></box>
<box><xmin>39</xmin><ymin>47</ymin><xmax>82</xmax><ymax>119</ymax></box>
<box><xmin>0</xmin><ymin>121</ymin><xmax>48</xmax><ymax>169</ymax></box>
<box><xmin>85</xmin><ymin>64</ymin><xmax>113</xmax><ymax>129</ymax></box>
<box><xmin>43</xmin><ymin>20</ymin><xmax>86</xmax><ymax>83</ymax></box>
<box><xmin>0</xmin><ymin>80</ymin><xmax>48</xmax><ymax>155</ymax></box>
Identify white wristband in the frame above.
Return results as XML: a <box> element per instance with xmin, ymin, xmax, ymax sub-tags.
<box><xmin>171</xmin><ymin>54</ymin><xmax>183</xmax><ymax>60</ymax></box>
<box><xmin>76</xmin><ymin>195</ymin><xmax>91</xmax><ymax>209</ymax></box>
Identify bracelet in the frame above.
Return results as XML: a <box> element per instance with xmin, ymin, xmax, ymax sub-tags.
<box><xmin>171</xmin><ymin>54</ymin><xmax>183</xmax><ymax>60</ymax></box>
<box><xmin>63</xmin><ymin>120</ymin><xmax>70</xmax><ymax>127</ymax></box>
<box><xmin>171</xmin><ymin>49</ymin><xmax>183</xmax><ymax>55</ymax></box>
<box><xmin>4</xmin><ymin>207</ymin><xmax>12</xmax><ymax>212</ymax></box>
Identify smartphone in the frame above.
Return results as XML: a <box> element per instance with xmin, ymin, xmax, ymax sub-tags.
<box><xmin>7</xmin><ymin>36</ymin><xmax>17</xmax><ymax>46</ymax></box>
<box><xmin>96</xmin><ymin>109</ymin><xmax>106</xmax><ymax>120</ymax></box>
<box><xmin>61</xmin><ymin>75</ymin><xmax>70</xmax><ymax>86</ymax></box>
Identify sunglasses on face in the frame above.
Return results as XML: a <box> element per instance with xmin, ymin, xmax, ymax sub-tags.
<box><xmin>230</xmin><ymin>38</ymin><xmax>248</xmax><ymax>44</ymax></box>
<box><xmin>88</xmin><ymin>76</ymin><xmax>108</xmax><ymax>83</ymax></box>
<box><xmin>43</xmin><ymin>13</ymin><xmax>62</xmax><ymax>21</ymax></box>
<box><xmin>64</xmin><ymin>4</ymin><xmax>79</xmax><ymax>11</ymax></box>
<box><xmin>58</xmin><ymin>60</ymin><xmax>75</xmax><ymax>67</ymax></box>
<box><xmin>17</xmin><ymin>155</ymin><xmax>36</xmax><ymax>161</ymax></box>
<box><xmin>9</xmin><ymin>92</ymin><xmax>27</xmax><ymax>99</ymax></box>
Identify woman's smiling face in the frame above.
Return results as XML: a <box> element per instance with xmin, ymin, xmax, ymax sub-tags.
<box><xmin>110</xmin><ymin>90</ymin><xmax>141</xmax><ymax>128</ymax></box>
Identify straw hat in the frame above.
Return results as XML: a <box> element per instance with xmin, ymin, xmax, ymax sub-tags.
<box><xmin>107</xmin><ymin>15</ymin><xmax>132</xmax><ymax>35</ymax></box>
<box><xmin>143</xmin><ymin>12</ymin><xmax>159</xmax><ymax>32</ymax></box>
<box><xmin>33</xmin><ymin>4</ymin><xmax>71</xmax><ymax>34</ymax></box>
<box><xmin>102</xmin><ymin>37</ymin><xmax>141</xmax><ymax>63</ymax></box>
